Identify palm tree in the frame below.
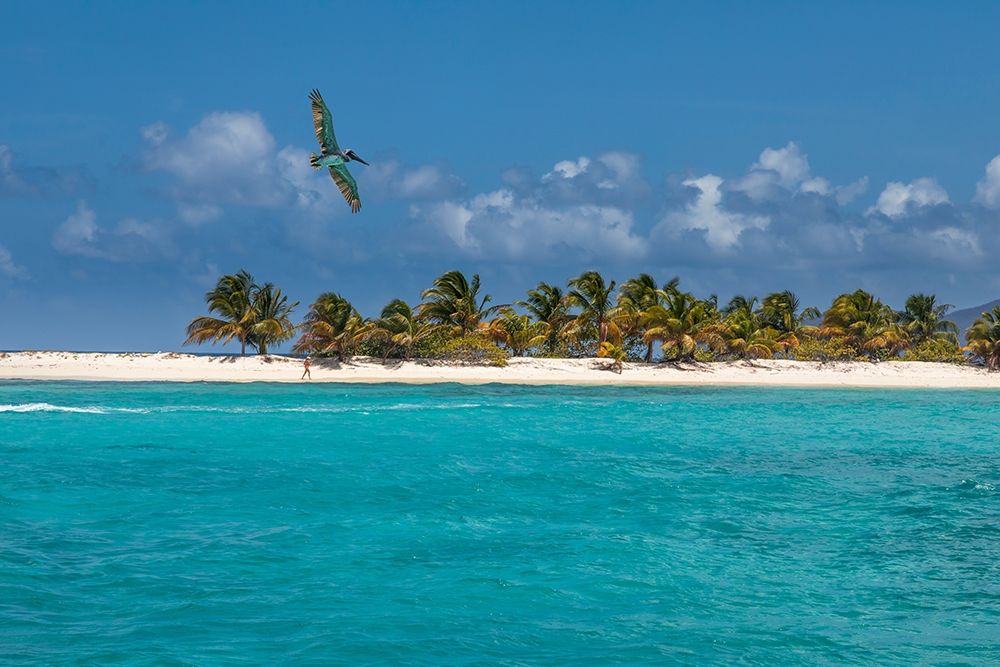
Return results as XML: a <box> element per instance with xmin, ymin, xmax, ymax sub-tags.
<box><xmin>760</xmin><ymin>290</ymin><xmax>820</xmax><ymax>338</ymax></box>
<box><xmin>293</xmin><ymin>292</ymin><xmax>367</xmax><ymax>360</ymax></box>
<box><xmin>565</xmin><ymin>271</ymin><xmax>621</xmax><ymax>352</ymax></box>
<box><xmin>489</xmin><ymin>310</ymin><xmax>549</xmax><ymax>357</ymax></box>
<box><xmin>618</xmin><ymin>274</ymin><xmax>678</xmax><ymax>362</ymax></box>
<box><xmin>372</xmin><ymin>299</ymin><xmax>438</xmax><ymax>360</ymax></box>
<box><xmin>817</xmin><ymin>289</ymin><xmax>909</xmax><ymax>358</ymax></box>
<box><xmin>248</xmin><ymin>283</ymin><xmax>298</xmax><ymax>355</ymax></box>
<box><xmin>704</xmin><ymin>308</ymin><xmax>791</xmax><ymax>359</ymax></box>
<box><xmin>186</xmin><ymin>270</ymin><xmax>294</xmax><ymax>356</ymax></box>
<box><xmin>723</xmin><ymin>295</ymin><xmax>759</xmax><ymax>319</ymax></box>
<box><xmin>897</xmin><ymin>294</ymin><xmax>959</xmax><ymax>345</ymax></box>
<box><xmin>641</xmin><ymin>288</ymin><xmax>717</xmax><ymax>361</ymax></box>
<box><xmin>418</xmin><ymin>270</ymin><xmax>499</xmax><ymax>335</ymax></box>
<box><xmin>965</xmin><ymin>306</ymin><xmax>1000</xmax><ymax>370</ymax></box>
<box><xmin>517</xmin><ymin>282</ymin><xmax>569</xmax><ymax>354</ymax></box>
<box><xmin>751</xmin><ymin>290</ymin><xmax>820</xmax><ymax>356</ymax></box>
<box><xmin>598</xmin><ymin>341</ymin><xmax>626</xmax><ymax>373</ymax></box>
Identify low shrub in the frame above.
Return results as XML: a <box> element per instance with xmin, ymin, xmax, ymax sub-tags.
<box><xmin>354</xmin><ymin>335</ymin><xmax>392</xmax><ymax>359</ymax></box>
<box><xmin>897</xmin><ymin>339</ymin><xmax>965</xmax><ymax>364</ymax></box>
<box><xmin>430</xmin><ymin>334</ymin><xmax>508</xmax><ymax>367</ymax></box>
<box><xmin>409</xmin><ymin>328</ymin><xmax>456</xmax><ymax>359</ymax></box>
<box><xmin>530</xmin><ymin>345</ymin><xmax>571</xmax><ymax>359</ymax></box>
<box><xmin>792</xmin><ymin>336</ymin><xmax>859</xmax><ymax>362</ymax></box>
<box><xmin>693</xmin><ymin>347</ymin><xmax>717</xmax><ymax>363</ymax></box>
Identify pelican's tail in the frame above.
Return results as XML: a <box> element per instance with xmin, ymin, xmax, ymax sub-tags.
<box><xmin>309</xmin><ymin>153</ymin><xmax>321</xmax><ymax>170</ymax></box>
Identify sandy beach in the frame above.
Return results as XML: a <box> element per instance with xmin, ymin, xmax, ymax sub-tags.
<box><xmin>0</xmin><ymin>351</ymin><xmax>997</xmax><ymax>388</ymax></box>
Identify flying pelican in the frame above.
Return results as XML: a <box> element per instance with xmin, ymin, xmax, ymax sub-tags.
<box><xmin>308</xmin><ymin>89</ymin><xmax>368</xmax><ymax>213</ymax></box>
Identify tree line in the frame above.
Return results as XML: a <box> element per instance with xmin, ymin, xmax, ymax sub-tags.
<box><xmin>184</xmin><ymin>269</ymin><xmax>1000</xmax><ymax>370</ymax></box>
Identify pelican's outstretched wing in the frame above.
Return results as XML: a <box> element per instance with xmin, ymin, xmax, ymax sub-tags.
<box><xmin>327</xmin><ymin>158</ymin><xmax>361</xmax><ymax>213</ymax></box>
<box><xmin>309</xmin><ymin>89</ymin><xmax>340</xmax><ymax>153</ymax></box>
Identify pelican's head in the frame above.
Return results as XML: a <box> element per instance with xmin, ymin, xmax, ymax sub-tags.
<box><xmin>344</xmin><ymin>149</ymin><xmax>369</xmax><ymax>166</ymax></box>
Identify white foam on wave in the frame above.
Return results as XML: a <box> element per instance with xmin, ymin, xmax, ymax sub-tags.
<box><xmin>0</xmin><ymin>402</ymin><xmax>110</xmax><ymax>414</ymax></box>
<box><xmin>379</xmin><ymin>402</ymin><xmax>482</xmax><ymax>411</ymax></box>
<box><xmin>0</xmin><ymin>401</ymin><xmax>497</xmax><ymax>416</ymax></box>
<box><xmin>959</xmin><ymin>479</ymin><xmax>996</xmax><ymax>492</ymax></box>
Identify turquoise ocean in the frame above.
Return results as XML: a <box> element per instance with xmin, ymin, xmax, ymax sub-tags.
<box><xmin>2</xmin><ymin>381</ymin><xmax>999</xmax><ymax>664</ymax></box>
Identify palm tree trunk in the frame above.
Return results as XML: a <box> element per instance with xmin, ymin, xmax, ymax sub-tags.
<box><xmin>645</xmin><ymin>341</ymin><xmax>653</xmax><ymax>363</ymax></box>
<box><xmin>241</xmin><ymin>337</ymin><xmax>246</xmax><ymax>356</ymax></box>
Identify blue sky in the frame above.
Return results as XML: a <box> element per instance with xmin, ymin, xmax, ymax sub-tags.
<box><xmin>2</xmin><ymin>2</ymin><xmax>1000</xmax><ymax>351</ymax></box>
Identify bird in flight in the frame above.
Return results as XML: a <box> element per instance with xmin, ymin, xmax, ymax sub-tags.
<box><xmin>308</xmin><ymin>89</ymin><xmax>368</xmax><ymax>213</ymax></box>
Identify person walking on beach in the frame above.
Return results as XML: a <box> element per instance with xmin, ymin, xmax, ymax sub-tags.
<box><xmin>301</xmin><ymin>356</ymin><xmax>312</xmax><ymax>380</ymax></box>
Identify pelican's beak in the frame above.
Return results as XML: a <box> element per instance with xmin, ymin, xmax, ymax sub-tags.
<box><xmin>352</xmin><ymin>153</ymin><xmax>370</xmax><ymax>166</ymax></box>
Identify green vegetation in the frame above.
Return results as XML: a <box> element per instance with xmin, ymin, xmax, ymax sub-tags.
<box><xmin>565</xmin><ymin>271</ymin><xmax>620</xmax><ymax>352</ymax></box>
<box><xmin>431</xmin><ymin>334</ymin><xmax>508</xmax><ymax>367</ymax></box>
<box><xmin>185</xmin><ymin>271</ymin><xmax>298</xmax><ymax>355</ymax></box>
<box><xmin>417</xmin><ymin>270</ymin><xmax>499</xmax><ymax>335</ymax></box>
<box><xmin>370</xmin><ymin>299</ymin><xmax>438</xmax><ymax>360</ymax></box>
<box><xmin>184</xmin><ymin>267</ymin><xmax>992</xmax><ymax>369</ymax></box>
<box><xmin>597</xmin><ymin>341</ymin><xmax>626</xmax><ymax>372</ymax></box>
<box><xmin>488</xmin><ymin>310</ymin><xmax>549</xmax><ymax>357</ymax></box>
<box><xmin>292</xmin><ymin>292</ymin><xmax>367</xmax><ymax>360</ymax></box>
<box><xmin>898</xmin><ymin>339</ymin><xmax>965</xmax><ymax>364</ymax></box>
<box><xmin>965</xmin><ymin>306</ymin><xmax>1000</xmax><ymax>370</ymax></box>
<box><xmin>792</xmin><ymin>336</ymin><xmax>860</xmax><ymax>362</ymax></box>
<box><xmin>640</xmin><ymin>286</ymin><xmax>715</xmax><ymax>361</ymax></box>
<box><xmin>898</xmin><ymin>294</ymin><xmax>959</xmax><ymax>345</ymax></box>
<box><xmin>813</xmin><ymin>289</ymin><xmax>908</xmax><ymax>360</ymax></box>
<box><xmin>616</xmin><ymin>273</ymin><xmax>667</xmax><ymax>362</ymax></box>
<box><xmin>517</xmin><ymin>282</ymin><xmax>569</xmax><ymax>356</ymax></box>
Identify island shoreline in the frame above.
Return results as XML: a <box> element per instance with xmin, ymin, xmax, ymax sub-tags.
<box><xmin>1</xmin><ymin>352</ymin><xmax>998</xmax><ymax>389</ymax></box>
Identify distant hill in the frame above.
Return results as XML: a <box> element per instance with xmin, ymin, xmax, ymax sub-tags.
<box><xmin>950</xmin><ymin>299</ymin><xmax>1000</xmax><ymax>341</ymax></box>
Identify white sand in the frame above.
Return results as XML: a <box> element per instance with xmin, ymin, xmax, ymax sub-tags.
<box><xmin>0</xmin><ymin>351</ymin><xmax>997</xmax><ymax>388</ymax></box>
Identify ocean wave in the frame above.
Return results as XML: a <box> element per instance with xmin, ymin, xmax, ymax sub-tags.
<box><xmin>0</xmin><ymin>402</ymin><xmax>113</xmax><ymax>414</ymax></box>
<box><xmin>0</xmin><ymin>402</ymin><xmax>490</xmax><ymax>416</ymax></box>
<box><xmin>153</xmin><ymin>402</ymin><xmax>485</xmax><ymax>414</ymax></box>
<box><xmin>959</xmin><ymin>479</ymin><xmax>996</xmax><ymax>492</ymax></box>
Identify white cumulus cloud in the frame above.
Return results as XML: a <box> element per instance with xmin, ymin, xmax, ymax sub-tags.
<box><xmin>974</xmin><ymin>155</ymin><xmax>1000</xmax><ymax>208</ymax></box>
<box><xmin>755</xmin><ymin>142</ymin><xmax>811</xmax><ymax>186</ymax></box>
<box><xmin>544</xmin><ymin>157</ymin><xmax>591</xmax><ymax>180</ymax></box>
<box><xmin>0</xmin><ymin>145</ymin><xmax>28</xmax><ymax>194</ymax></box>
<box><xmin>53</xmin><ymin>201</ymin><xmax>101</xmax><ymax>257</ymax></box>
<box><xmin>141</xmin><ymin>111</ymin><xmax>462</xmax><ymax>224</ymax></box>
<box><xmin>800</xmin><ymin>177</ymin><xmax>832</xmax><ymax>196</ymax></box>
<box><xmin>733</xmin><ymin>142</ymin><xmax>811</xmax><ymax>201</ymax></box>
<box><xmin>53</xmin><ymin>201</ymin><xmax>173</xmax><ymax>261</ymax></box>
<box><xmin>732</xmin><ymin>142</ymin><xmax>868</xmax><ymax>204</ymax></box>
<box><xmin>142</xmin><ymin>111</ymin><xmax>283</xmax><ymax>207</ymax></box>
<box><xmin>834</xmin><ymin>176</ymin><xmax>869</xmax><ymax>205</ymax></box>
<box><xmin>0</xmin><ymin>243</ymin><xmax>26</xmax><ymax>280</ymax></box>
<box><xmin>869</xmin><ymin>177</ymin><xmax>949</xmax><ymax>218</ymax></box>
<box><xmin>360</xmin><ymin>159</ymin><xmax>463</xmax><ymax>201</ymax></box>
<box><xmin>926</xmin><ymin>227</ymin><xmax>981</xmax><ymax>258</ymax></box>
<box><xmin>660</xmin><ymin>174</ymin><xmax>770</xmax><ymax>250</ymax></box>
<box><xmin>415</xmin><ymin>186</ymin><xmax>644</xmax><ymax>261</ymax></box>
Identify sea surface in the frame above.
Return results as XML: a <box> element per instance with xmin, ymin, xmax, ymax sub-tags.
<box><xmin>2</xmin><ymin>381</ymin><xmax>999</xmax><ymax>665</ymax></box>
